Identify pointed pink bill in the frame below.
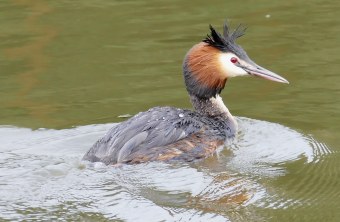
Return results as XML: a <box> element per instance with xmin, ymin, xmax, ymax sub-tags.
<box><xmin>238</xmin><ymin>61</ymin><xmax>289</xmax><ymax>84</ymax></box>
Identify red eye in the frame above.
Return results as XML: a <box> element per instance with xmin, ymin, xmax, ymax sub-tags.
<box><xmin>230</xmin><ymin>57</ymin><xmax>238</xmax><ymax>63</ymax></box>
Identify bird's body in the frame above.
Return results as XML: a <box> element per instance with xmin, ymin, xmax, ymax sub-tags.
<box><xmin>83</xmin><ymin>21</ymin><xmax>288</xmax><ymax>165</ymax></box>
<box><xmin>84</xmin><ymin>95</ymin><xmax>237</xmax><ymax>164</ymax></box>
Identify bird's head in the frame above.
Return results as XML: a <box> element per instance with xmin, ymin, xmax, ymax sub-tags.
<box><xmin>183</xmin><ymin>22</ymin><xmax>288</xmax><ymax>99</ymax></box>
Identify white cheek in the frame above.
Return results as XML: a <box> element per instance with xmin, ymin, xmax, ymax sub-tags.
<box><xmin>219</xmin><ymin>53</ymin><xmax>248</xmax><ymax>77</ymax></box>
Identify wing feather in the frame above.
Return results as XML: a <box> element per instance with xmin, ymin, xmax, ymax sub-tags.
<box><xmin>83</xmin><ymin>107</ymin><xmax>209</xmax><ymax>164</ymax></box>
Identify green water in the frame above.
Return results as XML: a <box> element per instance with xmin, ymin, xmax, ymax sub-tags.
<box><xmin>1</xmin><ymin>0</ymin><xmax>339</xmax><ymax>221</ymax></box>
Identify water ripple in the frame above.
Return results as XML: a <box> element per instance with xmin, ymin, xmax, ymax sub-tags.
<box><xmin>0</xmin><ymin>118</ymin><xmax>334</xmax><ymax>221</ymax></box>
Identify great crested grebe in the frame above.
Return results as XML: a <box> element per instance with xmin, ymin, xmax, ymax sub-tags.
<box><xmin>83</xmin><ymin>22</ymin><xmax>288</xmax><ymax>165</ymax></box>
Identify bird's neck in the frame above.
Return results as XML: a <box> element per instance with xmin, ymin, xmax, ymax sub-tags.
<box><xmin>190</xmin><ymin>94</ymin><xmax>230</xmax><ymax>117</ymax></box>
<box><xmin>190</xmin><ymin>94</ymin><xmax>238</xmax><ymax>136</ymax></box>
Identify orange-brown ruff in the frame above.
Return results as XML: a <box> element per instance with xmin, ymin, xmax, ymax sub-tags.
<box><xmin>186</xmin><ymin>42</ymin><xmax>227</xmax><ymax>91</ymax></box>
<box><xmin>83</xmin><ymin>21</ymin><xmax>288</xmax><ymax>165</ymax></box>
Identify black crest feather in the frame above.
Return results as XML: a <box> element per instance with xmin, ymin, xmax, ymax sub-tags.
<box><xmin>203</xmin><ymin>22</ymin><xmax>247</xmax><ymax>56</ymax></box>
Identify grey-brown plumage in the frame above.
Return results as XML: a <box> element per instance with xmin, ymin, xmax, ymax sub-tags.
<box><xmin>83</xmin><ymin>105</ymin><xmax>235</xmax><ymax>164</ymax></box>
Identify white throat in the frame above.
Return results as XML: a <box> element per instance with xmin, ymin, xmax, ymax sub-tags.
<box><xmin>213</xmin><ymin>95</ymin><xmax>238</xmax><ymax>138</ymax></box>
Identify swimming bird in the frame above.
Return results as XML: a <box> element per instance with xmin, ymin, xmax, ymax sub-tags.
<box><xmin>83</xmin><ymin>22</ymin><xmax>288</xmax><ymax>165</ymax></box>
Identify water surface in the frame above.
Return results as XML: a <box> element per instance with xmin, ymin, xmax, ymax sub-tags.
<box><xmin>0</xmin><ymin>0</ymin><xmax>339</xmax><ymax>221</ymax></box>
